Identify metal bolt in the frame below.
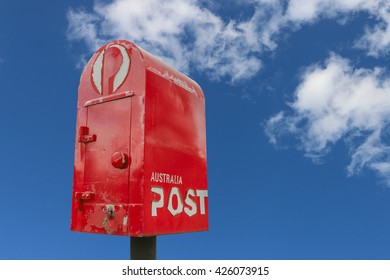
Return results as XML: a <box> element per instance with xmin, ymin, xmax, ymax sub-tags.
<box><xmin>105</xmin><ymin>206</ymin><xmax>115</xmax><ymax>219</ymax></box>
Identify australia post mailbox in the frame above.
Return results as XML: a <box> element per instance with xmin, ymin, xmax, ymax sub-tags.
<box><xmin>71</xmin><ymin>40</ymin><xmax>208</xmax><ymax>236</ymax></box>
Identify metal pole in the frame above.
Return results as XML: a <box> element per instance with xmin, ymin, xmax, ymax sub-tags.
<box><xmin>130</xmin><ymin>236</ymin><xmax>157</xmax><ymax>260</ymax></box>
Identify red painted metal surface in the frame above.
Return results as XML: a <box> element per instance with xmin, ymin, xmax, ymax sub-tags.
<box><xmin>71</xmin><ymin>40</ymin><xmax>208</xmax><ymax>236</ymax></box>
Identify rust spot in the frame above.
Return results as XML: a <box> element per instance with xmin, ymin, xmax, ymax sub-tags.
<box><xmin>103</xmin><ymin>217</ymin><xmax>111</xmax><ymax>234</ymax></box>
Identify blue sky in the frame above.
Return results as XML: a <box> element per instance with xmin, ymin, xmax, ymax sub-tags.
<box><xmin>1</xmin><ymin>0</ymin><xmax>390</xmax><ymax>260</ymax></box>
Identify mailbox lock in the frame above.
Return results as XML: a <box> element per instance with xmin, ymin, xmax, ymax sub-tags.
<box><xmin>111</xmin><ymin>152</ymin><xmax>129</xmax><ymax>169</ymax></box>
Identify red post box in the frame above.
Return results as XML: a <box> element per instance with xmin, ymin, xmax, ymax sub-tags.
<box><xmin>71</xmin><ymin>40</ymin><xmax>208</xmax><ymax>236</ymax></box>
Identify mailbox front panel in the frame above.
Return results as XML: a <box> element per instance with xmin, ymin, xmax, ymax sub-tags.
<box><xmin>71</xmin><ymin>97</ymin><xmax>132</xmax><ymax>235</ymax></box>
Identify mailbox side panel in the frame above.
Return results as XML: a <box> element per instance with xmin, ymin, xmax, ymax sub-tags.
<box><xmin>71</xmin><ymin>40</ymin><xmax>147</xmax><ymax>236</ymax></box>
<box><xmin>142</xmin><ymin>69</ymin><xmax>208</xmax><ymax>236</ymax></box>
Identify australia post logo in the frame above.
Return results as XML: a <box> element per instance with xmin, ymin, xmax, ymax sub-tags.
<box><xmin>91</xmin><ymin>43</ymin><xmax>131</xmax><ymax>95</ymax></box>
<box><xmin>149</xmin><ymin>172</ymin><xmax>208</xmax><ymax>218</ymax></box>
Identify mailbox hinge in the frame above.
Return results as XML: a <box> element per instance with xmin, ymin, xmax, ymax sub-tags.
<box><xmin>78</xmin><ymin>126</ymin><xmax>97</xmax><ymax>143</ymax></box>
<box><xmin>75</xmin><ymin>191</ymin><xmax>94</xmax><ymax>201</ymax></box>
<box><xmin>75</xmin><ymin>191</ymin><xmax>94</xmax><ymax>210</ymax></box>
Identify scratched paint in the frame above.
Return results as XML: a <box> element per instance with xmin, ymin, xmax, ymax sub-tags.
<box><xmin>84</xmin><ymin>205</ymin><xmax>127</xmax><ymax>235</ymax></box>
<box><xmin>123</xmin><ymin>215</ymin><xmax>128</xmax><ymax>227</ymax></box>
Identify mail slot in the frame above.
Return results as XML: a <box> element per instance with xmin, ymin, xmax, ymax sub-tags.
<box><xmin>70</xmin><ymin>40</ymin><xmax>208</xmax><ymax>236</ymax></box>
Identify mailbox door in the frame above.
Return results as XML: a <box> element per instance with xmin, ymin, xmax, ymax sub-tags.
<box><xmin>73</xmin><ymin>96</ymin><xmax>132</xmax><ymax>235</ymax></box>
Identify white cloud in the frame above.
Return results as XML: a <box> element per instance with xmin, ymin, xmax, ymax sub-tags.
<box><xmin>67</xmin><ymin>8</ymin><xmax>104</xmax><ymax>51</ymax></box>
<box><xmin>67</xmin><ymin>0</ymin><xmax>274</xmax><ymax>82</ymax></box>
<box><xmin>285</xmin><ymin>0</ymin><xmax>375</xmax><ymax>23</ymax></box>
<box><xmin>283</xmin><ymin>0</ymin><xmax>390</xmax><ymax>56</ymax></box>
<box><xmin>266</xmin><ymin>54</ymin><xmax>390</xmax><ymax>185</ymax></box>
<box><xmin>356</xmin><ymin>2</ymin><xmax>390</xmax><ymax>56</ymax></box>
<box><xmin>67</xmin><ymin>0</ymin><xmax>390</xmax><ymax>82</ymax></box>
